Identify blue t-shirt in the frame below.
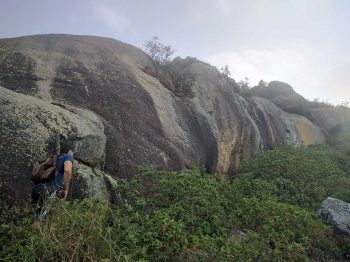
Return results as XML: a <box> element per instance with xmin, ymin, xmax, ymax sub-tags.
<box><xmin>49</xmin><ymin>153</ymin><xmax>74</xmax><ymax>188</ymax></box>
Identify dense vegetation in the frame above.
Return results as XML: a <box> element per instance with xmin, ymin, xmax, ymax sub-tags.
<box><xmin>1</xmin><ymin>145</ymin><xmax>350</xmax><ymax>261</ymax></box>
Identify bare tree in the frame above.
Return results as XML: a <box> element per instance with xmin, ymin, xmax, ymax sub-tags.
<box><xmin>144</xmin><ymin>36</ymin><xmax>175</xmax><ymax>67</ymax></box>
<box><xmin>238</xmin><ymin>77</ymin><xmax>250</xmax><ymax>89</ymax></box>
<box><xmin>258</xmin><ymin>79</ymin><xmax>268</xmax><ymax>88</ymax></box>
<box><xmin>220</xmin><ymin>65</ymin><xmax>231</xmax><ymax>77</ymax></box>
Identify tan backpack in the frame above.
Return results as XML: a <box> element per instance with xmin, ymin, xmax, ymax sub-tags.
<box><xmin>31</xmin><ymin>155</ymin><xmax>58</xmax><ymax>184</ymax></box>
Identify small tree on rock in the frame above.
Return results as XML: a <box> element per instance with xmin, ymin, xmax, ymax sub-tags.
<box><xmin>144</xmin><ymin>36</ymin><xmax>175</xmax><ymax>67</ymax></box>
<box><xmin>238</xmin><ymin>77</ymin><xmax>250</xmax><ymax>89</ymax></box>
<box><xmin>220</xmin><ymin>65</ymin><xmax>231</xmax><ymax>77</ymax></box>
<box><xmin>258</xmin><ymin>79</ymin><xmax>268</xmax><ymax>88</ymax></box>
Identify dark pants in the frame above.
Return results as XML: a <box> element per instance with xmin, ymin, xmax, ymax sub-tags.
<box><xmin>31</xmin><ymin>183</ymin><xmax>58</xmax><ymax>213</ymax></box>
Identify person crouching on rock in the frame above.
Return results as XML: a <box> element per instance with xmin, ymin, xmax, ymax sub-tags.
<box><xmin>31</xmin><ymin>142</ymin><xmax>75</xmax><ymax>221</ymax></box>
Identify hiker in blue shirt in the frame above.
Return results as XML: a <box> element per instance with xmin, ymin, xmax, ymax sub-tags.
<box><xmin>31</xmin><ymin>143</ymin><xmax>75</xmax><ymax>208</ymax></box>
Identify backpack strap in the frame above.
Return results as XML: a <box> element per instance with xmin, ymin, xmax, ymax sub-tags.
<box><xmin>52</xmin><ymin>155</ymin><xmax>58</xmax><ymax>166</ymax></box>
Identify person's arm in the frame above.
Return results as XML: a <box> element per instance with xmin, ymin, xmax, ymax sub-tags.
<box><xmin>62</xmin><ymin>160</ymin><xmax>73</xmax><ymax>200</ymax></box>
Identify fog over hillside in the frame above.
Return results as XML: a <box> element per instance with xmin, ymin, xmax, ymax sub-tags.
<box><xmin>0</xmin><ymin>0</ymin><xmax>349</xmax><ymax>104</ymax></box>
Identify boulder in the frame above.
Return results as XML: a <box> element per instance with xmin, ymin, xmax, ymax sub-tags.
<box><xmin>70</xmin><ymin>163</ymin><xmax>121</xmax><ymax>204</ymax></box>
<box><xmin>318</xmin><ymin>197</ymin><xmax>350</xmax><ymax>235</ymax></box>
<box><xmin>230</xmin><ymin>229</ymin><xmax>247</xmax><ymax>242</ymax></box>
<box><xmin>0</xmin><ymin>86</ymin><xmax>106</xmax><ymax>207</ymax></box>
<box><xmin>252</xmin><ymin>81</ymin><xmax>309</xmax><ymax>116</ymax></box>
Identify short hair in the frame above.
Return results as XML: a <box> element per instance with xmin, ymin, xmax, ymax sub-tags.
<box><xmin>60</xmin><ymin>140</ymin><xmax>76</xmax><ymax>154</ymax></box>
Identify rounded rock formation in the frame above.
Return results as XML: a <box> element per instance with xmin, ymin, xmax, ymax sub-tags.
<box><xmin>0</xmin><ymin>86</ymin><xmax>107</xmax><ymax>207</ymax></box>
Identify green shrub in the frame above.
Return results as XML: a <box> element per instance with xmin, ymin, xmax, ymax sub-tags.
<box><xmin>242</xmin><ymin>144</ymin><xmax>350</xmax><ymax>209</ymax></box>
<box><xmin>1</xmin><ymin>145</ymin><xmax>349</xmax><ymax>261</ymax></box>
<box><xmin>232</xmin><ymin>196</ymin><xmax>338</xmax><ymax>260</ymax></box>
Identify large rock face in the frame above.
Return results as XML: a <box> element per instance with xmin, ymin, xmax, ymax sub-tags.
<box><xmin>318</xmin><ymin>197</ymin><xmax>350</xmax><ymax>235</ymax></box>
<box><xmin>0</xmin><ymin>34</ymin><xmax>185</xmax><ymax>178</ymax></box>
<box><xmin>0</xmin><ymin>34</ymin><xmax>329</xmax><ymax>206</ymax></box>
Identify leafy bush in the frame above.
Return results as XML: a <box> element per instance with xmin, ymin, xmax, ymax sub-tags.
<box><xmin>1</xmin><ymin>146</ymin><xmax>349</xmax><ymax>261</ymax></box>
<box><xmin>242</xmin><ymin>144</ymin><xmax>350</xmax><ymax>208</ymax></box>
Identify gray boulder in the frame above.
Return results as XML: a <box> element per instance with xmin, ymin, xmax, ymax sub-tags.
<box><xmin>318</xmin><ymin>197</ymin><xmax>350</xmax><ymax>235</ymax></box>
<box><xmin>230</xmin><ymin>229</ymin><xmax>247</xmax><ymax>242</ymax></box>
<box><xmin>0</xmin><ymin>86</ymin><xmax>106</xmax><ymax>207</ymax></box>
<box><xmin>70</xmin><ymin>163</ymin><xmax>121</xmax><ymax>204</ymax></box>
<box><xmin>252</xmin><ymin>81</ymin><xmax>309</xmax><ymax>116</ymax></box>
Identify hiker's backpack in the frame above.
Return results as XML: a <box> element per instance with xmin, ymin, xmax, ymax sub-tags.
<box><xmin>31</xmin><ymin>155</ymin><xmax>58</xmax><ymax>184</ymax></box>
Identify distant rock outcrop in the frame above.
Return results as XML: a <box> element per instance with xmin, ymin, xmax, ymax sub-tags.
<box><xmin>252</xmin><ymin>81</ymin><xmax>309</xmax><ymax>116</ymax></box>
<box><xmin>250</xmin><ymin>96</ymin><xmax>325</xmax><ymax>147</ymax></box>
<box><xmin>310</xmin><ymin>107</ymin><xmax>350</xmax><ymax>133</ymax></box>
<box><xmin>318</xmin><ymin>197</ymin><xmax>350</xmax><ymax>235</ymax></box>
<box><xmin>0</xmin><ymin>34</ymin><xmax>332</xmax><ymax>207</ymax></box>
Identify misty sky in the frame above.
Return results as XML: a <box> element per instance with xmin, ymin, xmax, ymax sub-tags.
<box><xmin>0</xmin><ymin>0</ymin><xmax>349</xmax><ymax>104</ymax></box>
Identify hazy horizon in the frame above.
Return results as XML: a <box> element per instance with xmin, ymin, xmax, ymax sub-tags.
<box><xmin>1</xmin><ymin>0</ymin><xmax>349</xmax><ymax>104</ymax></box>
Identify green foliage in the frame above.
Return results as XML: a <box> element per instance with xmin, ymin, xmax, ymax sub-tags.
<box><xmin>1</xmin><ymin>145</ymin><xmax>349</xmax><ymax>261</ymax></box>
<box><xmin>242</xmin><ymin>144</ymin><xmax>350</xmax><ymax>208</ymax></box>
<box><xmin>143</xmin><ymin>36</ymin><xmax>197</xmax><ymax>98</ymax></box>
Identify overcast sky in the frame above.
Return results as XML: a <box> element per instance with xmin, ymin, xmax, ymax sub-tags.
<box><xmin>0</xmin><ymin>0</ymin><xmax>349</xmax><ymax>104</ymax></box>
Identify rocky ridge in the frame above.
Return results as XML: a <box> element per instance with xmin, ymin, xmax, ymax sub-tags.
<box><xmin>0</xmin><ymin>34</ymin><xmax>348</xmax><ymax>207</ymax></box>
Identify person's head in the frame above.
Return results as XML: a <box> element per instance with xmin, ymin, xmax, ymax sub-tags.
<box><xmin>60</xmin><ymin>141</ymin><xmax>76</xmax><ymax>156</ymax></box>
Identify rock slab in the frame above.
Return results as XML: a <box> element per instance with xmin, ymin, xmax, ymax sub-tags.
<box><xmin>318</xmin><ymin>197</ymin><xmax>350</xmax><ymax>235</ymax></box>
